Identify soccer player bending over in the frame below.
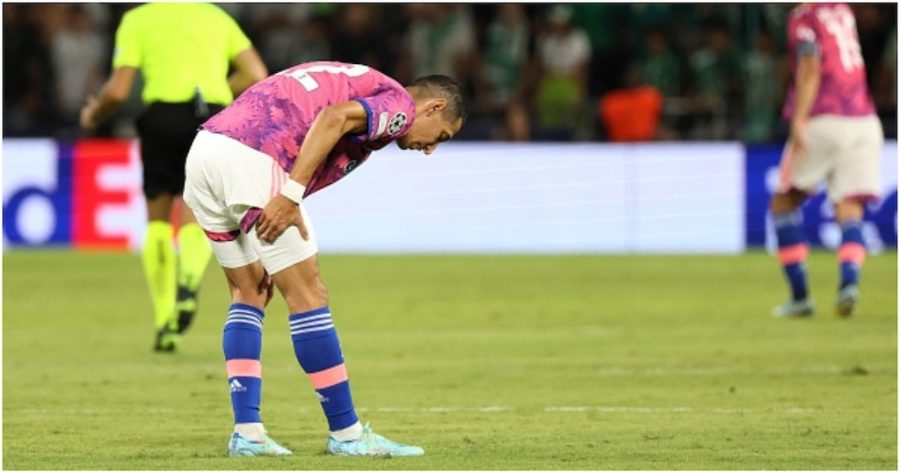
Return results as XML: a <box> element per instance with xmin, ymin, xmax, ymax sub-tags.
<box><xmin>183</xmin><ymin>61</ymin><xmax>464</xmax><ymax>456</ymax></box>
<box><xmin>771</xmin><ymin>3</ymin><xmax>883</xmax><ymax>318</ymax></box>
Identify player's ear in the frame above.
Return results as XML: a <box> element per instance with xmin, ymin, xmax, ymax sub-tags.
<box><xmin>427</xmin><ymin>98</ymin><xmax>448</xmax><ymax>116</ymax></box>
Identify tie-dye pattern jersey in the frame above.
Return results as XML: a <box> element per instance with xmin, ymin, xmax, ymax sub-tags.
<box><xmin>782</xmin><ymin>3</ymin><xmax>875</xmax><ymax>121</ymax></box>
<box><xmin>201</xmin><ymin>62</ymin><xmax>416</xmax><ymax>196</ymax></box>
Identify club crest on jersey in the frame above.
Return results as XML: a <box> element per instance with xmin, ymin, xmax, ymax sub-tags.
<box><xmin>387</xmin><ymin>112</ymin><xmax>407</xmax><ymax>136</ymax></box>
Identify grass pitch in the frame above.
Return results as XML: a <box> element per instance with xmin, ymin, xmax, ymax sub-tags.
<box><xmin>3</xmin><ymin>250</ymin><xmax>897</xmax><ymax>469</ymax></box>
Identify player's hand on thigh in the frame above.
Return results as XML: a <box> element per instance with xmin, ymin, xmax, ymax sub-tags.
<box><xmin>256</xmin><ymin>195</ymin><xmax>310</xmax><ymax>243</ymax></box>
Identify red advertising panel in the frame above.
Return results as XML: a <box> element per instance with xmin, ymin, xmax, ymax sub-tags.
<box><xmin>72</xmin><ymin>139</ymin><xmax>132</xmax><ymax>250</ymax></box>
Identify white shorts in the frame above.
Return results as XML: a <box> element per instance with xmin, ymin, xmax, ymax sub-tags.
<box><xmin>183</xmin><ymin>130</ymin><xmax>318</xmax><ymax>274</ymax></box>
<box><xmin>779</xmin><ymin>114</ymin><xmax>883</xmax><ymax>203</ymax></box>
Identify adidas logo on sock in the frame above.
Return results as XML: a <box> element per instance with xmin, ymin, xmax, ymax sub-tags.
<box><xmin>316</xmin><ymin>392</ymin><xmax>330</xmax><ymax>403</ymax></box>
<box><xmin>230</xmin><ymin>379</ymin><xmax>247</xmax><ymax>393</ymax></box>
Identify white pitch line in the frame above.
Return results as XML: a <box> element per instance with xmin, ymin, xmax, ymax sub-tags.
<box><xmin>358</xmin><ymin>406</ymin><xmax>513</xmax><ymax>413</ymax></box>
<box><xmin>14</xmin><ymin>405</ymin><xmax>820</xmax><ymax>416</ymax></box>
<box><xmin>360</xmin><ymin>406</ymin><xmax>818</xmax><ymax>414</ymax></box>
<box><xmin>545</xmin><ymin>406</ymin><xmax>693</xmax><ymax>413</ymax></box>
<box><xmin>547</xmin><ymin>406</ymin><xmax>822</xmax><ymax>414</ymax></box>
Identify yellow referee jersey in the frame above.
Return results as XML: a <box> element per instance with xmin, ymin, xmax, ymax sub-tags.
<box><xmin>112</xmin><ymin>3</ymin><xmax>251</xmax><ymax>105</ymax></box>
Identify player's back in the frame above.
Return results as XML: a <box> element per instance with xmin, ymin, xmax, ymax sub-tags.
<box><xmin>202</xmin><ymin>61</ymin><xmax>414</xmax><ymax>175</ymax></box>
<box><xmin>783</xmin><ymin>3</ymin><xmax>875</xmax><ymax>119</ymax></box>
<box><xmin>270</xmin><ymin>62</ymin><xmax>387</xmax><ymax>125</ymax></box>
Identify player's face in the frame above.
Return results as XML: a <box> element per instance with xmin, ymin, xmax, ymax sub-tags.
<box><xmin>397</xmin><ymin>99</ymin><xmax>463</xmax><ymax>155</ymax></box>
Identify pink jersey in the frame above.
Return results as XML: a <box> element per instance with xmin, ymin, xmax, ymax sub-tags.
<box><xmin>782</xmin><ymin>3</ymin><xmax>875</xmax><ymax>121</ymax></box>
<box><xmin>202</xmin><ymin>61</ymin><xmax>416</xmax><ymax>196</ymax></box>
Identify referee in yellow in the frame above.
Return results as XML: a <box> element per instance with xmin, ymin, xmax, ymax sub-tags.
<box><xmin>80</xmin><ymin>3</ymin><xmax>267</xmax><ymax>352</ymax></box>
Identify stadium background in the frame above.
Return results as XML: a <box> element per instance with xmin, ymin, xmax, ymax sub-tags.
<box><xmin>2</xmin><ymin>3</ymin><xmax>897</xmax><ymax>470</ymax></box>
<box><xmin>3</xmin><ymin>3</ymin><xmax>898</xmax><ymax>251</ymax></box>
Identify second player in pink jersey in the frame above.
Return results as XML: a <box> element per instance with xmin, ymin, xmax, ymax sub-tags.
<box><xmin>782</xmin><ymin>3</ymin><xmax>875</xmax><ymax>120</ymax></box>
<box><xmin>770</xmin><ymin>3</ymin><xmax>883</xmax><ymax>319</ymax></box>
<box><xmin>182</xmin><ymin>62</ymin><xmax>465</xmax><ymax>457</ymax></box>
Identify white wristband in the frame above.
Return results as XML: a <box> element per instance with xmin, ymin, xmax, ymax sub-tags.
<box><xmin>280</xmin><ymin>179</ymin><xmax>306</xmax><ymax>204</ymax></box>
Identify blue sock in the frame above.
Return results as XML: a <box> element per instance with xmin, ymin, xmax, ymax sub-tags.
<box><xmin>223</xmin><ymin>303</ymin><xmax>264</xmax><ymax>424</ymax></box>
<box><xmin>838</xmin><ymin>220</ymin><xmax>866</xmax><ymax>289</ymax></box>
<box><xmin>773</xmin><ymin>211</ymin><xmax>809</xmax><ymax>301</ymax></box>
<box><xmin>289</xmin><ymin>306</ymin><xmax>358</xmax><ymax>431</ymax></box>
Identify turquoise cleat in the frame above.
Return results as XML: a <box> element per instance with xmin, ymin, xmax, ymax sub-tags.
<box><xmin>326</xmin><ymin>423</ymin><xmax>424</xmax><ymax>457</ymax></box>
<box><xmin>835</xmin><ymin>284</ymin><xmax>859</xmax><ymax>318</ymax></box>
<box><xmin>227</xmin><ymin>432</ymin><xmax>292</xmax><ymax>457</ymax></box>
<box><xmin>772</xmin><ymin>298</ymin><xmax>814</xmax><ymax>318</ymax></box>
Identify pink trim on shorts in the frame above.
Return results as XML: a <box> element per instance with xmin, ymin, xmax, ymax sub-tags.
<box><xmin>307</xmin><ymin>364</ymin><xmax>348</xmax><ymax>390</ymax></box>
<box><xmin>778</xmin><ymin>243</ymin><xmax>809</xmax><ymax>265</ymax></box>
<box><xmin>226</xmin><ymin>359</ymin><xmax>262</xmax><ymax>378</ymax></box>
<box><xmin>838</xmin><ymin>243</ymin><xmax>866</xmax><ymax>265</ymax></box>
<box><xmin>240</xmin><ymin>208</ymin><xmax>263</xmax><ymax>234</ymax></box>
<box><xmin>204</xmin><ymin>228</ymin><xmax>241</xmax><ymax>242</ymax></box>
<box><xmin>840</xmin><ymin>193</ymin><xmax>879</xmax><ymax>204</ymax></box>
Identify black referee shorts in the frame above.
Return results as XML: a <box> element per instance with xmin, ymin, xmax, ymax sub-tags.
<box><xmin>136</xmin><ymin>101</ymin><xmax>224</xmax><ymax>199</ymax></box>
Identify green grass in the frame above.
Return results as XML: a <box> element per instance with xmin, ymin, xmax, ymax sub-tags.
<box><xmin>3</xmin><ymin>250</ymin><xmax>897</xmax><ymax>470</ymax></box>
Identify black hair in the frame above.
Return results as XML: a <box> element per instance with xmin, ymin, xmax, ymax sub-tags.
<box><xmin>409</xmin><ymin>74</ymin><xmax>467</xmax><ymax>123</ymax></box>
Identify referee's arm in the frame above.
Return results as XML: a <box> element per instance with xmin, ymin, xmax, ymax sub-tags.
<box><xmin>229</xmin><ymin>48</ymin><xmax>268</xmax><ymax>97</ymax></box>
<box><xmin>80</xmin><ymin>66</ymin><xmax>137</xmax><ymax>131</ymax></box>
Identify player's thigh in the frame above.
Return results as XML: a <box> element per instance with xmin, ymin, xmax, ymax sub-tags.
<box><xmin>787</xmin><ymin>117</ymin><xmax>837</xmax><ymax>193</ymax></box>
<box><xmin>245</xmin><ymin>205</ymin><xmax>319</xmax><ymax>276</ymax></box>
<box><xmin>182</xmin><ymin>132</ymin><xmax>235</xmax><ymax>239</ymax></box>
<box><xmin>182</xmin><ymin>131</ymin><xmax>271</xmax><ymax>236</ymax></box>
<box><xmin>202</xmin><ymin>230</ymin><xmax>260</xmax><ymax>276</ymax></box>
<box><xmin>241</xmin><ymin>207</ymin><xmax>321</xmax><ymax>311</ymax></box>
<box><xmin>183</xmin><ymin>141</ymin><xmax>259</xmax><ymax>269</ymax></box>
<box><xmin>828</xmin><ymin>116</ymin><xmax>883</xmax><ymax>203</ymax></box>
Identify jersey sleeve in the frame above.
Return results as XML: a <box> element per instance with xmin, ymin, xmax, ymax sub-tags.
<box><xmin>352</xmin><ymin>87</ymin><xmax>415</xmax><ymax>142</ymax></box>
<box><xmin>788</xmin><ymin>12</ymin><xmax>821</xmax><ymax>59</ymax></box>
<box><xmin>223</xmin><ymin>9</ymin><xmax>252</xmax><ymax>58</ymax></box>
<box><xmin>111</xmin><ymin>11</ymin><xmax>141</xmax><ymax>69</ymax></box>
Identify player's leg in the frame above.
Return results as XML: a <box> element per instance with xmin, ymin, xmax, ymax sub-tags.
<box><xmin>208</xmin><ymin>246</ymin><xmax>290</xmax><ymax>456</ymax></box>
<box><xmin>828</xmin><ymin>115</ymin><xmax>883</xmax><ymax>317</ymax></box>
<box><xmin>249</xmin><ymin>219</ymin><xmax>423</xmax><ymax>457</ymax></box>
<box><xmin>175</xmin><ymin>200</ymin><xmax>212</xmax><ymax>333</ymax></box>
<box><xmin>832</xmin><ymin>200</ymin><xmax>866</xmax><ymax>317</ymax></box>
<box><xmin>217</xmin><ymin>256</ymin><xmax>291</xmax><ymax>457</ymax></box>
<box><xmin>770</xmin><ymin>118</ymin><xmax>836</xmax><ymax>317</ymax></box>
<box><xmin>769</xmin><ymin>189</ymin><xmax>814</xmax><ymax>317</ymax></box>
<box><xmin>182</xmin><ymin>130</ymin><xmax>290</xmax><ymax>456</ymax></box>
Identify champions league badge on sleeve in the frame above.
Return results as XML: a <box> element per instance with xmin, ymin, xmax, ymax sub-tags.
<box><xmin>387</xmin><ymin>112</ymin><xmax>407</xmax><ymax>136</ymax></box>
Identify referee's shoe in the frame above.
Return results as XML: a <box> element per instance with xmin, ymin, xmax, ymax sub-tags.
<box><xmin>153</xmin><ymin>324</ymin><xmax>180</xmax><ymax>352</ymax></box>
<box><xmin>175</xmin><ymin>285</ymin><xmax>199</xmax><ymax>334</ymax></box>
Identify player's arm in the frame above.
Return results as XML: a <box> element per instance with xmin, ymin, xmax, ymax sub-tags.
<box><xmin>289</xmin><ymin>100</ymin><xmax>369</xmax><ymax>185</ymax></box>
<box><xmin>787</xmin><ymin>17</ymin><xmax>822</xmax><ymax>158</ymax></box>
<box><xmin>791</xmin><ymin>54</ymin><xmax>821</xmax><ymax>137</ymax></box>
<box><xmin>79</xmin><ymin>66</ymin><xmax>137</xmax><ymax>131</ymax></box>
<box><xmin>228</xmin><ymin>48</ymin><xmax>268</xmax><ymax>96</ymax></box>
<box><xmin>255</xmin><ymin>100</ymin><xmax>369</xmax><ymax>244</ymax></box>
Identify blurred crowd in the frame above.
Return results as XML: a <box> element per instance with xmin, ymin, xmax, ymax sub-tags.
<box><xmin>3</xmin><ymin>3</ymin><xmax>897</xmax><ymax>142</ymax></box>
